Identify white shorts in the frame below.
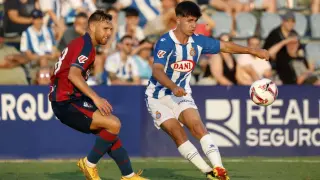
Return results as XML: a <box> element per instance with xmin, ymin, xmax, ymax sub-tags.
<box><xmin>145</xmin><ymin>95</ymin><xmax>198</xmax><ymax>129</ymax></box>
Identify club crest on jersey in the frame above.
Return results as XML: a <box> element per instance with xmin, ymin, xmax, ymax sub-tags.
<box><xmin>157</xmin><ymin>50</ymin><xmax>166</xmax><ymax>58</ymax></box>
<box><xmin>190</xmin><ymin>47</ymin><xmax>196</xmax><ymax>56</ymax></box>
<box><xmin>171</xmin><ymin>60</ymin><xmax>195</xmax><ymax>72</ymax></box>
<box><xmin>78</xmin><ymin>55</ymin><xmax>88</xmax><ymax>64</ymax></box>
<box><xmin>155</xmin><ymin>111</ymin><xmax>161</xmax><ymax>119</ymax></box>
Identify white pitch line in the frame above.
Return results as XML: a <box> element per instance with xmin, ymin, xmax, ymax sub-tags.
<box><xmin>1</xmin><ymin>158</ymin><xmax>320</xmax><ymax>163</ymax></box>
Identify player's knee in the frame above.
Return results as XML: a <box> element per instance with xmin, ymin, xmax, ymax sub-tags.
<box><xmin>108</xmin><ymin>116</ymin><xmax>121</xmax><ymax>134</ymax></box>
<box><xmin>190</xmin><ymin>122</ymin><xmax>208</xmax><ymax>139</ymax></box>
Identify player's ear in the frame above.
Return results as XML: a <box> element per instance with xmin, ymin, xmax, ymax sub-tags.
<box><xmin>88</xmin><ymin>22</ymin><xmax>96</xmax><ymax>32</ymax></box>
<box><xmin>176</xmin><ymin>16</ymin><xmax>181</xmax><ymax>25</ymax></box>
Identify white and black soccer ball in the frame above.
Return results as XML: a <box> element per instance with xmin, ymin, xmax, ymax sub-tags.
<box><xmin>249</xmin><ymin>78</ymin><xmax>278</xmax><ymax>106</ymax></box>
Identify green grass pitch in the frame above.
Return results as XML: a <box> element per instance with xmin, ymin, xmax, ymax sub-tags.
<box><xmin>0</xmin><ymin>157</ymin><xmax>319</xmax><ymax>180</ymax></box>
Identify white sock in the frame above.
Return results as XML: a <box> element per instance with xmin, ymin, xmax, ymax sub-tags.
<box><xmin>86</xmin><ymin>158</ymin><xmax>96</xmax><ymax>168</ymax></box>
<box><xmin>200</xmin><ymin>134</ymin><xmax>223</xmax><ymax>167</ymax></box>
<box><xmin>124</xmin><ymin>172</ymin><xmax>135</xmax><ymax>178</ymax></box>
<box><xmin>178</xmin><ymin>140</ymin><xmax>212</xmax><ymax>173</ymax></box>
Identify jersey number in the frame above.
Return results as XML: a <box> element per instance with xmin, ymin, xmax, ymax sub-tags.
<box><xmin>54</xmin><ymin>47</ymin><xmax>68</xmax><ymax>75</ymax></box>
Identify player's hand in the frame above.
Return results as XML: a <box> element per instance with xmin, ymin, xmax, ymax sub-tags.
<box><xmin>172</xmin><ymin>86</ymin><xmax>187</xmax><ymax>97</ymax></box>
<box><xmin>253</xmin><ymin>49</ymin><xmax>270</xmax><ymax>61</ymax></box>
<box><xmin>93</xmin><ymin>97</ymin><xmax>113</xmax><ymax>116</ymax></box>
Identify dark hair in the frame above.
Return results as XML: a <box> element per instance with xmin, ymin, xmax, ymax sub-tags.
<box><xmin>175</xmin><ymin>1</ymin><xmax>202</xmax><ymax>18</ymax></box>
<box><xmin>120</xmin><ymin>35</ymin><xmax>133</xmax><ymax>42</ymax></box>
<box><xmin>76</xmin><ymin>12</ymin><xmax>88</xmax><ymax>19</ymax></box>
<box><xmin>106</xmin><ymin>6</ymin><xmax>119</xmax><ymax>13</ymax></box>
<box><xmin>88</xmin><ymin>10</ymin><xmax>112</xmax><ymax>24</ymax></box>
<box><xmin>125</xmin><ymin>8</ymin><xmax>139</xmax><ymax>17</ymax></box>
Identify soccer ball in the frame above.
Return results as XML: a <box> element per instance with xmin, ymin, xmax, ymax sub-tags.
<box><xmin>249</xmin><ymin>78</ymin><xmax>278</xmax><ymax>106</ymax></box>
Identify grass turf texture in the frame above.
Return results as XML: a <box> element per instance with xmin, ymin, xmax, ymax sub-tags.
<box><xmin>0</xmin><ymin>157</ymin><xmax>319</xmax><ymax>180</ymax></box>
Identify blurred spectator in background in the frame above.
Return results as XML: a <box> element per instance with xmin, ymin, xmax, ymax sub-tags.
<box><xmin>39</xmin><ymin>0</ymin><xmax>66</xmax><ymax>41</ymax></box>
<box><xmin>61</xmin><ymin>0</ymin><xmax>97</xmax><ymax>25</ymax></box>
<box><xmin>58</xmin><ymin>12</ymin><xmax>88</xmax><ymax>51</ymax></box>
<box><xmin>270</xmin><ymin>31</ymin><xmax>320</xmax><ymax>85</ymax></box>
<box><xmin>312</xmin><ymin>0</ymin><xmax>320</xmax><ymax>14</ymax></box>
<box><xmin>132</xmin><ymin>38</ymin><xmax>153</xmax><ymax>85</ymax></box>
<box><xmin>263</xmin><ymin>11</ymin><xmax>300</xmax><ymax>84</ymax></box>
<box><xmin>0</xmin><ymin>36</ymin><xmax>28</xmax><ymax>84</ymax></box>
<box><xmin>235</xmin><ymin>0</ymin><xmax>276</xmax><ymax>13</ymax></box>
<box><xmin>143</xmin><ymin>0</ymin><xmax>178</xmax><ymax>37</ymax></box>
<box><xmin>20</xmin><ymin>10</ymin><xmax>59</xmax><ymax>68</ymax></box>
<box><xmin>208</xmin><ymin>34</ymin><xmax>238</xmax><ymax>85</ymax></box>
<box><xmin>114</xmin><ymin>0</ymin><xmax>160</xmax><ymax>27</ymax></box>
<box><xmin>117</xmin><ymin>8</ymin><xmax>145</xmax><ymax>45</ymax></box>
<box><xmin>194</xmin><ymin>5</ymin><xmax>215</xmax><ymax>37</ymax></box>
<box><xmin>34</xmin><ymin>66</ymin><xmax>51</xmax><ymax>85</ymax></box>
<box><xmin>4</xmin><ymin>0</ymin><xmax>39</xmax><ymax>38</ymax></box>
<box><xmin>208</xmin><ymin>34</ymin><xmax>259</xmax><ymax>85</ymax></box>
<box><xmin>237</xmin><ymin>36</ymin><xmax>272</xmax><ymax>81</ymax></box>
<box><xmin>105</xmin><ymin>35</ymin><xmax>140</xmax><ymax>85</ymax></box>
<box><xmin>102</xmin><ymin>6</ymin><xmax>119</xmax><ymax>54</ymax></box>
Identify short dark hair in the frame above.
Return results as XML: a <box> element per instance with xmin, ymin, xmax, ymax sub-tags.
<box><xmin>125</xmin><ymin>8</ymin><xmax>139</xmax><ymax>17</ymax></box>
<box><xmin>76</xmin><ymin>12</ymin><xmax>88</xmax><ymax>19</ymax></box>
<box><xmin>175</xmin><ymin>1</ymin><xmax>202</xmax><ymax>18</ymax></box>
<box><xmin>120</xmin><ymin>35</ymin><xmax>133</xmax><ymax>42</ymax></box>
<box><xmin>88</xmin><ymin>10</ymin><xmax>112</xmax><ymax>24</ymax></box>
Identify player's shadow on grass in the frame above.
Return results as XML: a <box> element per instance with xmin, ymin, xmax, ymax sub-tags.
<box><xmin>142</xmin><ymin>168</ymin><xmax>204</xmax><ymax>180</ymax></box>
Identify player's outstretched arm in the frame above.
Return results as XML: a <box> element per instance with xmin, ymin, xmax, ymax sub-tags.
<box><xmin>152</xmin><ymin>63</ymin><xmax>186</xmax><ymax>97</ymax></box>
<box><xmin>68</xmin><ymin>66</ymin><xmax>113</xmax><ymax>116</ymax></box>
<box><xmin>220</xmin><ymin>41</ymin><xmax>270</xmax><ymax>61</ymax></box>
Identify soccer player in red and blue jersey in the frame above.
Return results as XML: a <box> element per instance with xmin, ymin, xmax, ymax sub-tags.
<box><xmin>49</xmin><ymin>10</ymin><xmax>148</xmax><ymax>180</ymax></box>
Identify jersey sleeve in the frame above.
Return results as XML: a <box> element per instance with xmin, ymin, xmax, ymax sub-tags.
<box><xmin>199</xmin><ymin>35</ymin><xmax>221</xmax><ymax>54</ymax></box>
<box><xmin>153</xmin><ymin>38</ymin><xmax>173</xmax><ymax>66</ymax></box>
<box><xmin>70</xmin><ymin>39</ymin><xmax>93</xmax><ymax>71</ymax></box>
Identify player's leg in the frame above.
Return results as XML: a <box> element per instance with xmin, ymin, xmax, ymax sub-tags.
<box><xmin>174</xmin><ymin>95</ymin><xmax>229</xmax><ymax>180</ymax></box>
<box><xmin>179</xmin><ymin>109</ymin><xmax>230</xmax><ymax>179</ymax></box>
<box><xmin>146</xmin><ymin>97</ymin><xmax>212</xmax><ymax>174</ymax></box>
<box><xmin>178</xmin><ymin>108</ymin><xmax>223</xmax><ymax>168</ymax></box>
<box><xmin>160</xmin><ymin>119</ymin><xmax>213</xmax><ymax>174</ymax></box>
<box><xmin>88</xmin><ymin>110</ymin><xmax>148</xmax><ymax>180</ymax></box>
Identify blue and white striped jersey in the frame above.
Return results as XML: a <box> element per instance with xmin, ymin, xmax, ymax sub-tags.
<box><xmin>146</xmin><ymin>30</ymin><xmax>220</xmax><ymax>99</ymax></box>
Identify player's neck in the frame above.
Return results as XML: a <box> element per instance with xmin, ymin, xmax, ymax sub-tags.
<box><xmin>173</xmin><ymin>28</ymin><xmax>189</xmax><ymax>44</ymax></box>
<box><xmin>88</xmin><ymin>31</ymin><xmax>98</xmax><ymax>46</ymax></box>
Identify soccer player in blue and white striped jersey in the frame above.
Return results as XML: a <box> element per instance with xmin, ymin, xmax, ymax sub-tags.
<box><xmin>145</xmin><ymin>1</ymin><xmax>270</xmax><ymax>179</ymax></box>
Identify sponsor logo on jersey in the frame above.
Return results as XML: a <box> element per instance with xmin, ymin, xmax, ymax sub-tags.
<box><xmin>78</xmin><ymin>55</ymin><xmax>88</xmax><ymax>64</ymax></box>
<box><xmin>170</xmin><ymin>60</ymin><xmax>195</xmax><ymax>72</ymax></box>
<box><xmin>157</xmin><ymin>50</ymin><xmax>166</xmax><ymax>58</ymax></box>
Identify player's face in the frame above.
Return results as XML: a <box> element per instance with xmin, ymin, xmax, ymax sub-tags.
<box><xmin>95</xmin><ymin>21</ymin><xmax>113</xmax><ymax>45</ymax></box>
<box><xmin>178</xmin><ymin>16</ymin><xmax>198</xmax><ymax>36</ymax></box>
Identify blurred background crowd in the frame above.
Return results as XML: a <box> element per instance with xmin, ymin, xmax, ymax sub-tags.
<box><xmin>0</xmin><ymin>0</ymin><xmax>319</xmax><ymax>86</ymax></box>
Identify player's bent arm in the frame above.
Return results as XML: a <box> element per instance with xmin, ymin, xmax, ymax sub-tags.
<box><xmin>68</xmin><ymin>66</ymin><xmax>100</xmax><ymax>101</ymax></box>
<box><xmin>152</xmin><ymin>63</ymin><xmax>178</xmax><ymax>90</ymax></box>
<box><xmin>220</xmin><ymin>41</ymin><xmax>269</xmax><ymax>61</ymax></box>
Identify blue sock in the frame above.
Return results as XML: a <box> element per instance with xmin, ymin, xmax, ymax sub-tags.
<box><xmin>108</xmin><ymin>139</ymin><xmax>134</xmax><ymax>176</ymax></box>
<box><xmin>87</xmin><ymin>129</ymin><xmax>117</xmax><ymax>164</ymax></box>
